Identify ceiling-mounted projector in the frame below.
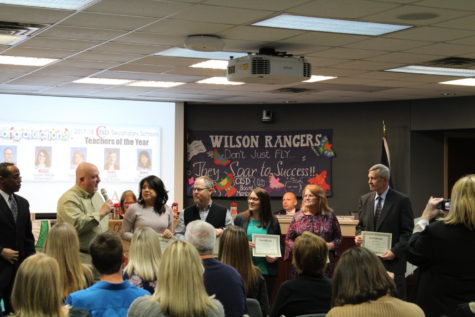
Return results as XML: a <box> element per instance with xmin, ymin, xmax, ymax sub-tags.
<box><xmin>227</xmin><ymin>48</ymin><xmax>311</xmax><ymax>84</ymax></box>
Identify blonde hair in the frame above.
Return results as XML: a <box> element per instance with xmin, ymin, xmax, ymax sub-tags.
<box><xmin>301</xmin><ymin>184</ymin><xmax>333</xmax><ymax>216</ymax></box>
<box><xmin>45</xmin><ymin>222</ymin><xmax>93</xmax><ymax>299</ymax></box>
<box><xmin>444</xmin><ymin>174</ymin><xmax>475</xmax><ymax>230</ymax></box>
<box><xmin>11</xmin><ymin>253</ymin><xmax>69</xmax><ymax>317</ymax></box>
<box><xmin>125</xmin><ymin>227</ymin><xmax>162</xmax><ymax>282</ymax></box>
<box><xmin>154</xmin><ymin>240</ymin><xmax>217</xmax><ymax>317</ymax></box>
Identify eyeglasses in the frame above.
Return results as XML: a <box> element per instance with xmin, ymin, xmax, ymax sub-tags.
<box><xmin>192</xmin><ymin>187</ymin><xmax>209</xmax><ymax>192</ymax></box>
<box><xmin>247</xmin><ymin>196</ymin><xmax>259</xmax><ymax>201</ymax></box>
<box><xmin>9</xmin><ymin>174</ymin><xmax>21</xmax><ymax>179</ymax></box>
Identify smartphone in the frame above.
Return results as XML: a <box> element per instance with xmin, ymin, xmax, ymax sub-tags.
<box><xmin>437</xmin><ymin>199</ymin><xmax>450</xmax><ymax>211</ymax></box>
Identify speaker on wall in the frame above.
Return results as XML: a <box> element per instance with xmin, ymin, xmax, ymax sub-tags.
<box><xmin>262</xmin><ymin>109</ymin><xmax>273</xmax><ymax>122</ymax></box>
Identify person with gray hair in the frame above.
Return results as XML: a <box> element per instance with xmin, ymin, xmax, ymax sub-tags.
<box><xmin>354</xmin><ymin>163</ymin><xmax>414</xmax><ymax>299</ymax></box>
<box><xmin>175</xmin><ymin>176</ymin><xmax>233</xmax><ymax>240</ymax></box>
<box><xmin>185</xmin><ymin>219</ymin><xmax>216</xmax><ymax>255</ymax></box>
<box><xmin>185</xmin><ymin>220</ymin><xmax>246</xmax><ymax>317</ymax></box>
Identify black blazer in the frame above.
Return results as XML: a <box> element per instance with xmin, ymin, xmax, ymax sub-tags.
<box><xmin>234</xmin><ymin>212</ymin><xmax>282</xmax><ymax>276</ymax></box>
<box><xmin>407</xmin><ymin>221</ymin><xmax>475</xmax><ymax>317</ymax></box>
<box><xmin>0</xmin><ymin>194</ymin><xmax>35</xmax><ymax>295</ymax></box>
<box><xmin>356</xmin><ymin>188</ymin><xmax>414</xmax><ymax>275</ymax></box>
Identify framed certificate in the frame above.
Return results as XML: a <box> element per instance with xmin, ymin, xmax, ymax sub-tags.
<box><xmin>159</xmin><ymin>236</ymin><xmax>175</xmax><ymax>253</ymax></box>
<box><xmin>252</xmin><ymin>234</ymin><xmax>281</xmax><ymax>257</ymax></box>
<box><xmin>361</xmin><ymin>231</ymin><xmax>392</xmax><ymax>256</ymax></box>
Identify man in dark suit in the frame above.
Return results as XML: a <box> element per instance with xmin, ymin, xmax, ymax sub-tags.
<box><xmin>0</xmin><ymin>162</ymin><xmax>35</xmax><ymax>315</ymax></box>
<box><xmin>355</xmin><ymin>163</ymin><xmax>414</xmax><ymax>299</ymax></box>
<box><xmin>175</xmin><ymin>176</ymin><xmax>233</xmax><ymax>240</ymax></box>
<box><xmin>274</xmin><ymin>191</ymin><xmax>299</xmax><ymax>215</ymax></box>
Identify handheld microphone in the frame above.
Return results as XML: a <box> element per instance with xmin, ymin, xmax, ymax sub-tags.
<box><xmin>100</xmin><ymin>188</ymin><xmax>109</xmax><ymax>201</ymax></box>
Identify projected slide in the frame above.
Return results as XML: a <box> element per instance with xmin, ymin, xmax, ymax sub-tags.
<box><xmin>0</xmin><ymin>122</ymin><xmax>160</xmax><ymax>213</ymax></box>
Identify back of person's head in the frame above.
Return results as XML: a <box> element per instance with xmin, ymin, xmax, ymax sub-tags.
<box><xmin>219</xmin><ymin>226</ymin><xmax>259</xmax><ymax>293</ymax></box>
<box><xmin>185</xmin><ymin>220</ymin><xmax>216</xmax><ymax>255</ymax></box>
<box><xmin>301</xmin><ymin>184</ymin><xmax>333</xmax><ymax>215</ymax></box>
<box><xmin>156</xmin><ymin>240</ymin><xmax>216</xmax><ymax>317</ymax></box>
<box><xmin>11</xmin><ymin>253</ymin><xmax>66</xmax><ymax>317</ymax></box>
<box><xmin>45</xmin><ymin>222</ymin><xmax>92</xmax><ymax>298</ymax></box>
<box><xmin>293</xmin><ymin>231</ymin><xmax>328</xmax><ymax>276</ymax></box>
<box><xmin>332</xmin><ymin>247</ymin><xmax>396</xmax><ymax>307</ymax></box>
<box><xmin>445</xmin><ymin>174</ymin><xmax>475</xmax><ymax>230</ymax></box>
<box><xmin>126</xmin><ymin>227</ymin><xmax>162</xmax><ymax>282</ymax></box>
<box><xmin>90</xmin><ymin>231</ymin><xmax>123</xmax><ymax>275</ymax></box>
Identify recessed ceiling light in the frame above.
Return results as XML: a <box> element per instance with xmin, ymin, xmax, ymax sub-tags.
<box><xmin>303</xmin><ymin>75</ymin><xmax>337</xmax><ymax>83</ymax></box>
<box><xmin>0</xmin><ymin>0</ymin><xmax>99</xmax><ymax>10</ymax></box>
<box><xmin>252</xmin><ymin>14</ymin><xmax>412</xmax><ymax>36</ymax></box>
<box><xmin>155</xmin><ymin>48</ymin><xmax>247</xmax><ymax>60</ymax></box>
<box><xmin>0</xmin><ymin>34</ymin><xmax>24</xmax><ymax>45</ymax></box>
<box><xmin>127</xmin><ymin>81</ymin><xmax>185</xmax><ymax>88</ymax></box>
<box><xmin>440</xmin><ymin>78</ymin><xmax>475</xmax><ymax>86</ymax></box>
<box><xmin>196</xmin><ymin>77</ymin><xmax>244</xmax><ymax>85</ymax></box>
<box><xmin>0</xmin><ymin>55</ymin><xmax>57</xmax><ymax>66</ymax></box>
<box><xmin>386</xmin><ymin>65</ymin><xmax>475</xmax><ymax>77</ymax></box>
<box><xmin>73</xmin><ymin>78</ymin><xmax>132</xmax><ymax>85</ymax></box>
<box><xmin>190</xmin><ymin>60</ymin><xmax>228</xmax><ymax>70</ymax></box>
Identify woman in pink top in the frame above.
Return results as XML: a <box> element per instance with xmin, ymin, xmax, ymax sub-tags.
<box><xmin>122</xmin><ymin>175</ymin><xmax>173</xmax><ymax>242</ymax></box>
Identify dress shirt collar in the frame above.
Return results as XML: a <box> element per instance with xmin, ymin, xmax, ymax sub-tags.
<box><xmin>197</xmin><ymin>200</ymin><xmax>212</xmax><ymax>212</ymax></box>
<box><xmin>0</xmin><ymin>189</ymin><xmax>11</xmax><ymax>205</ymax></box>
<box><xmin>376</xmin><ymin>187</ymin><xmax>390</xmax><ymax>201</ymax></box>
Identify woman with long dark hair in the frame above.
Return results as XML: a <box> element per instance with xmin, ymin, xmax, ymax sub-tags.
<box><xmin>122</xmin><ymin>175</ymin><xmax>173</xmax><ymax>241</ymax></box>
<box><xmin>234</xmin><ymin>187</ymin><xmax>282</xmax><ymax>298</ymax></box>
<box><xmin>219</xmin><ymin>226</ymin><xmax>269</xmax><ymax>316</ymax></box>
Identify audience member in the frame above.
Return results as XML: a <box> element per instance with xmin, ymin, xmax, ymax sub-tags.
<box><xmin>235</xmin><ymin>187</ymin><xmax>282</xmax><ymax>298</ymax></box>
<box><xmin>271</xmin><ymin>232</ymin><xmax>331</xmax><ymax>317</ymax></box>
<box><xmin>186</xmin><ymin>220</ymin><xmax>246</xmax><ymax>317</ymax></box>
<box><xmin>45</xmin><ymin>222</ymin><xmax>93</xmax><ymax>299</ymax></box>
<box><xmin>128</xmin><ymin>240</ymin><xmax>224</xmax><ymax>317</ymax></box>
<box><xmin>454</xmin><ymin>302</ymin><xmax>475</xmax><ymax>317</ymax></box>
<box><xmin>124</xmin><ymin>227</ymin><xmax>162</xmax><ymax>293</ymax></box>
<box><xmin>218</xmin><ymin>226</ymin><xmax>269</xmax><ymax>316</ymax></box>
<box><xmin>11</xmin><ymin>253</ymin><xmax>90</xmax><ymax>317</ymax></box>
<box><xmin>120</xmin><ymin>190</ymin><xmax>137</xmax><ymax>214</ymax></box>
<box><xmin>175</xmin><ymin>176</ymin><xmax>233</xmax><ymax>240</ymax></box>
<box><xmin>285</xmin><ymin>184</ymin><xmax>341</xmax><ymax>276</ymax></box>
<box><xmin>65</xmin><ymin>231</ymin><xmax>149</xmax><ymax>317</ymax></box>
<box><xmin>275</xmin><ymin>192</ymin><xmax>299</xmax><ymax>215</ymax></box>
<box><xmin>122</xmin><ymin>176</ymin><xmax>173</xmax><ymax>242</ymax></box>
<box><xmin>57</xmin><ymin>162</ymin><xmax>112</xmax><ymax>264</ymax></box>
<box><xmin>355</xmin><ymin>164</ymin><xmax>414</xmax><ymax>299</ymax></box>
<box><xmin>0</xmin><ymin>162</ymin><xmax>35</xmax><ymax>315</ymax></box>
<box><xmin>407</xmin><ymin>174</ymin><xmax>475</xmax><ymax>317</ymax></box>
<box><xmin>326</xmin><ymin>247</ymin><xmax>424</xmax><ymax>317</ymax></box>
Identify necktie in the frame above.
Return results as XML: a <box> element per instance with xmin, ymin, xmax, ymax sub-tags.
<box><xmin>9</xmin><ymin>195</ymin><xmax>18</xmax><ymax>222</ymax></box>
<box><xmin>374</xmin><ymin>196</ymin><xmax>382</xmax><ymax>227</ymax></box>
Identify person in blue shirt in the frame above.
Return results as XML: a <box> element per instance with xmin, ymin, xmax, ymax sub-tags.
<box><xmin>65</xmin><ymin>231</ymin><xmax>149</xmax><ymax>317</ymax></box>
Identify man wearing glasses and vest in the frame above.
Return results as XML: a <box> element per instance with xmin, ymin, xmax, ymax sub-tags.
<box><xmin>175</xmin><ymin>176</ymin><xmax>233</xmax><ymax>240</ymax></box>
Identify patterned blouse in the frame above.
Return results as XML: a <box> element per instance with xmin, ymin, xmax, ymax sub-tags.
<box><xmin>285</xmin><ymin>211</ymin><xmax>342</xmax><ymax>276</ymax></box>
